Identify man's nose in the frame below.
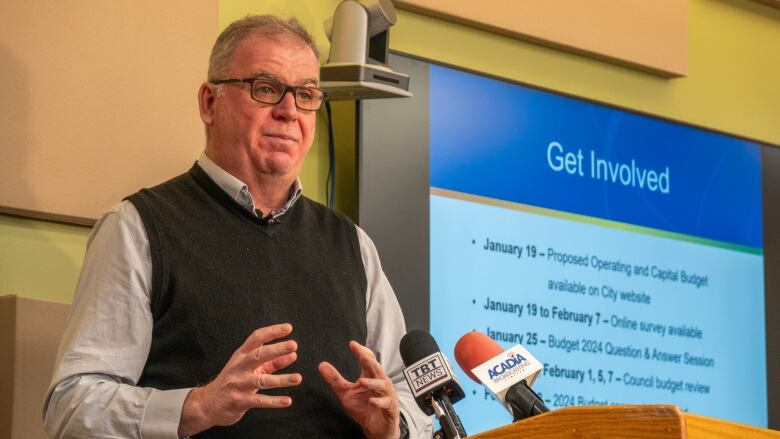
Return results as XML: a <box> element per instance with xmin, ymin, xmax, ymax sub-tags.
<box><xmin>272</xmin><ymin>90</ymin><xmax>299</xmax><ymax>120</ymax></box>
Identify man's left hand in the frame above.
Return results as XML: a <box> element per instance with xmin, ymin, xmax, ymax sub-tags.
<box><xmin>319</xmin><ymin>341</ymin><xmax>401</xmax><ymax>439</ymax></box>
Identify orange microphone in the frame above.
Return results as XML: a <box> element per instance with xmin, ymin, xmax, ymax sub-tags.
<box><xmin>453</xmin><ymin>331</ymin><xmax>550</xmax><ymax>421</ymax></box>
<box><xmin>454</xmin><ymin>331</ymin><xmax>503</xmax><ymax>383</ymax></box>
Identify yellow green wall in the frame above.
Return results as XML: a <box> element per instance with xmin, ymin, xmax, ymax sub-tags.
<box><xmin>0</xmin><ymin>215</ymin><xmax>90</xmax><ymax>303</ymax></box>
<box><xmin>2</xmin><ymin>0</ymin><xmax>778</xmax><ymax>304</ymax></box>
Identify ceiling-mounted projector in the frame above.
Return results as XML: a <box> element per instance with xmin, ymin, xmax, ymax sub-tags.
<box><xmin>320</xmin><ymin>0</ymin><xmax>412</xmax><ymax>100</ymax></box>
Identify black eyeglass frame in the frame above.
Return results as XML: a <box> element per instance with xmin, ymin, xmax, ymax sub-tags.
<box><xmin>210</xmin><ymin>77</ymin><xmax>328</xmax><ymax>111</ymax></box>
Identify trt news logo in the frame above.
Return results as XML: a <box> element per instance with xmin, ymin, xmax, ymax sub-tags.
<box><xmin>487</xmin><ymin>350</ymin><xmax>528</xmax><ymax>383</ymax></box>
<box><xmin>404</xmin><ymin>353</ymin><xmax>450</xmax><ymax>395</ymax></box>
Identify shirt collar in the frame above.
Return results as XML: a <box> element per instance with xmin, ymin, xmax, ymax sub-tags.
<box><xmin>197</xmin><ymin>152</ymin><xmax>302</xmax><ymax>219</ymax></box>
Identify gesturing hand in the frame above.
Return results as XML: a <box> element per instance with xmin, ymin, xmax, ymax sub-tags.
<box><xmin>178</xmin><ymin>323</ymin><xmax>302</xmax><ymax>438</ymax></box>
<box><xmin>319</xmin><ymin>341</ymin><xmax>401</xmax><ymax>439</ymax></box>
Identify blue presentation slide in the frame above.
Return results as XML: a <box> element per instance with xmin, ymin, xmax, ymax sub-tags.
<box><xmin>428</xmin><ymin>65</ymin><xmax>767</xmax><ymax>433</ymax></box>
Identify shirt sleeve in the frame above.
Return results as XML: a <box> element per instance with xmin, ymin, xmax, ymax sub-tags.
<box><xmin>42</xmin><ymin>200</ymin><xmax>192</xmax><ymax>439</ymax></box>
<box><xmin>356</xmin><ymin>226</ymin><xmax>434</xmax><ymax>439</ymax></box>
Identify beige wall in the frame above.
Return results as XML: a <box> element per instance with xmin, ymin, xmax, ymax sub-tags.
<box><xmin>0</xmin><ymin>0</ymin><xmax>219</xmax><ymax>223</ymax></box>
<box><xmin>391</xmin><ymin>0</ymin><xmax>780</xmax><ymax>145</ymax></box>
<box><xmin>1</xmin><ymin>0</ymin><xmax>779</xmax><ymax>305</ymax></box>
<box><xmin>396</xmin><ymin>0</ymin><xmax>688</xmax><ymax>76</ymax></box>
<box><xmin>0</xmin><ymin>0</ymin><xmax>359</xmax><ymax>224</ymax></box>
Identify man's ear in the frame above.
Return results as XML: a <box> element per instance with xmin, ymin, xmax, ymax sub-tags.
<box><xmin>198</xmin><ymin>83</ymin><xmax>216</xmax><ymax>125</ymax></box>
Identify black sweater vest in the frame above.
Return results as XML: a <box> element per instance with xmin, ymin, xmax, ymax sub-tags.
<box><xmin>127</xmin><ymin>164</ymin><xmax>368</xmax><ymax>438</ymax></box>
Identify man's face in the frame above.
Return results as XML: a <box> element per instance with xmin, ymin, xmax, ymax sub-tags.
<box><xmin>201</xmin><ymin>33</ymin><xmax>319</xmax><ymax>182</ymax></box>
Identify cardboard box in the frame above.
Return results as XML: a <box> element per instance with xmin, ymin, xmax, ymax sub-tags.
<box><xmin>0</xmin><ymin>295</ymin><xmax>69</xmax><ymax>439</ymax></box>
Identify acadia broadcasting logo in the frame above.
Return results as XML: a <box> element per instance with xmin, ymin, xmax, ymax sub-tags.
<box><xmin>486</xmin><ymin>350</ymin><xmax>529</xmax><ymax>383</ymax></box>
<box><xmin>471</xmin><ymin>343</ymin><xmax>542</xmax><ymax>400</ymax></box>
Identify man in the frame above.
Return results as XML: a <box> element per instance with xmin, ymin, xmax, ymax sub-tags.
<box><xmin>43</xmin><ymin>15</ymin><xmax>432</xmax><ymax>438</ymax></box>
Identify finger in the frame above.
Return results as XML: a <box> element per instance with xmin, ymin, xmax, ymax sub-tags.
<box><xmin>253</xmin><ymin>371</ymin><xmax>302</xmax><ymax>390</ymax></box>
<box><xmin>260</xmin><ymin>351</ymin><xmax>298</xmax><ymax>374</ymax></box>
<box><xmin>369</xmin><ymin>396</ymin><xmax>395</xmax><ymax>410</ymax></box>
<box><xmin>350</xmin><ymin>341</ymin><xmax>385</xmax><ymax>378</ymax></box>
<box><xmin>349</xmin><ymin>340</ymin><xmax>377</xmax><ymax>361</ymax></box>
<box><xmin>240</xmin><ymin>323</ymin><xmax>293</xmax><ymax>353</ymax></box>
<box><xmin>318</xmin><ymin>361</ymin><xmax>352</xmax><ymax>393</ymax></box>
<box><xmin>243</xmin><ymin>340</ymin><xmax>298</xmax><ymax>369</ymax></box>
<box><xmin>252</xmin><ymin>393</ymin><xmax>292</xmax><ymax>409</ymax></box>
<box><xmin>358</xmin><ymin>377</ymin><xmax>391</xmax><ymax>394</ymax></box>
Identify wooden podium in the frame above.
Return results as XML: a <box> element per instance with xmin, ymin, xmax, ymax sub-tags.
<box><xmin>469</xmin><ymin>405</ymin><xmax>779</xmax><ymax>438</ymax></box>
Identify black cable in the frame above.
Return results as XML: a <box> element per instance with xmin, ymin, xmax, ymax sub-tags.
<box><xmin>325</xmin><ymin>101</ymin><xmax>336</xmax><ymax>208</ymax></box>
<box><xmin>439</xmin><ymin>392</ymin><xmax>467</xmax><ymax>438</ymax></box>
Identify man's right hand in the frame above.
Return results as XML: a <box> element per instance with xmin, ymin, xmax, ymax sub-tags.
<box><xmin>177</xmin><ymin>323</ymin><xmax>301</xmax><ymax>438</ymax></box>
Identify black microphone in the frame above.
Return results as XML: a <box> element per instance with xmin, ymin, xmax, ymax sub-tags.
<box><xmin>400</xmin><ymin>329</ymin><xmax>468</xmax><ymax>439</ymax></box>
<box><xmin>454</xmin><ymin>331</ymin><xmax>550</xmax><ymax>422</ymax></box>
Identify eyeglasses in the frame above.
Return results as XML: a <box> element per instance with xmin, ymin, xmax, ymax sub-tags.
<box><xmin>210</xmin><ymin>77</ymin><xmax>327</xmax><ymax>111</ymax></box>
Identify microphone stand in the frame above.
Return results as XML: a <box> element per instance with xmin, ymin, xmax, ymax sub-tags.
<box><xmin>431</xmin><ymin>391</ymin><xmax>467</xmax><ymax>439</ymax></box>
<box><xmin>505</xmin><ymin>381</ymin><xmax>550</xmax><ymax>422</ymax></box>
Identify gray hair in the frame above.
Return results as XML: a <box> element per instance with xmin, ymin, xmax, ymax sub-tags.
<box><xmin>207</xmin><ymin>15</ymin><xmax>319</xmax><ymax>82</ymax></box>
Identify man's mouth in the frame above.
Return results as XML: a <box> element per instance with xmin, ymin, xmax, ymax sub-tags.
<box><xmin>264</xmin><ymin>133</ymin><xmax>298</xmax><ymax>143</ymax></box>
